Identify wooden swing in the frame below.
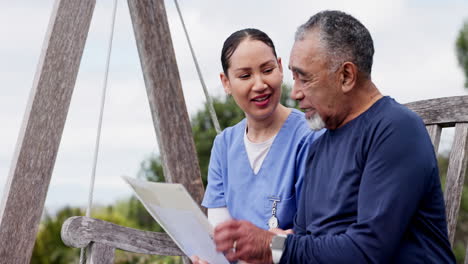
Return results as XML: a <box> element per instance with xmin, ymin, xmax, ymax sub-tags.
<box><xmin>0</xmin><ymin>0</ymin><xmax>204</xmax><ymax>262</ymax></box>
<box><xmin>1</xmin><ymin>0</ymin><xmax>468</xmax><ymax>263</ymax></box>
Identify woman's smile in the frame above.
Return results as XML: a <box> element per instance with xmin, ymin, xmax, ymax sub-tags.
<box><xmin>251</xmin><ymin>94</ymin><xmax>271</xmax><ymax>107</ymax></box>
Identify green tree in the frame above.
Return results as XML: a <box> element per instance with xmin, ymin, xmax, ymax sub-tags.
<box><xmin>456</xmin><ymin>20</ymin><xmax>468</xmax><ymax>88</ymax></box>
<box><xmin>31</xmin><ymin>207</ymin><xmax>84</xmax><ymax>264</ymax></box>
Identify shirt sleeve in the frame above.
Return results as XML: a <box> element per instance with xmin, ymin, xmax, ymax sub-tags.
<box><xmin>293</xmin><ymin>129</ymin><xmax>326</xmax><ymax>236</ymax></box>
<box><xmin>207</xmin><ymin>207</ymin><xmax>232</xmax><ymax>227</ymax></box>
<box><xmin>281</xmin><ymin>116</ymin><xmax>435</xmax><ymax>263</ymax></box>
<box><xmin>202</xmin><ymin>134</ymin><xmax>228</xmax><ymax>208</ymax></box>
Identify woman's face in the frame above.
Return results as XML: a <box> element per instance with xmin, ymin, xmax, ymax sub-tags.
<box><xmin>221</xmin><ymin>39</ymin><xmax>283</xmax><ymax>121</ymax></box>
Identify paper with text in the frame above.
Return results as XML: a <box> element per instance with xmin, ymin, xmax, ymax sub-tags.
<box><xmin>122</xmin><ymin>176</ymin><xmax>229</xmax><ymax>264</ymax></box>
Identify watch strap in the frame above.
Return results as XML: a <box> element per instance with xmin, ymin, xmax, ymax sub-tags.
<box><xmin>270</xmin><ymin>234</ymin><xmax>287</xmax><ymax>264</ymax></box>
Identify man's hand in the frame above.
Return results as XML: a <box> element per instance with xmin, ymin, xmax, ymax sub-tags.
<box><xmin>214</xmin><ymin>220</ymin><xmax>275</xmax><ymax>263</ymax></box>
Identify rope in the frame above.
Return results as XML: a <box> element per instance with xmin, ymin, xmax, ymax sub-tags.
<box><xmin>173</xmin><ymin>0</ymin><xmax>222</xmax><ymax>134</ymax></box>
<box><xmin>79</xmin><ymin>0</ymin><xmax>118</xmax><ymax>262</ymax></box>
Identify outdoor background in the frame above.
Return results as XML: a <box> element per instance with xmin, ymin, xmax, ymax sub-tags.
<box><xmin>1</xmin><ymin>0</ymin><xmax>468</xmax><ymax>263</ymax></box>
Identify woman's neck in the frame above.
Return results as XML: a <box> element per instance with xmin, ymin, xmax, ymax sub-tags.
<box><xmin>246</xmin><ymin>105</ymin><xmax>291</xmax><ymax>143</ymax></box>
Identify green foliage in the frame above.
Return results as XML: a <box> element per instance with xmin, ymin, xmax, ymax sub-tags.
<box><xmin>280</xmin><ymin>83</ymin><xmax>299</xmax><ymax>109</ymax></box>
<box><xmin>138</xmin><ymin>154</ymin><xmax>165</xmax><ymax>183</ymax></box>
<box><xmin>31</xmin><ymin>207</ymin><xmax>84</xmax><ymax>264</ymax></box>
<box><xmin>439</xmin><ymin>152</ymin><xmax>468</xmax><ymax>264</ymax></box>
<box><xmin>113</xmin><ymin>252</ymin><xmax>182</xmax><ymax>264</ymax></box>
<box><xmin>123</xmin><ymin>196</ymin><xmax>164</xmax><ymax>232</ymax></box>
<box><xmin>456</xmin><ymin>20</ymin><xmax>468</xmax><ymax>88</ymax></box>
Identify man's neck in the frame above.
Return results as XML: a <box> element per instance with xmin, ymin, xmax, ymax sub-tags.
<box><xmin>337</xmin><ymin>80</ymin><xmax>382</xmax><ymax>129</ymax></box>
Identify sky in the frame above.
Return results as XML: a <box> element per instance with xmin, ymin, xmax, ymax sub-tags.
<box><xmin>0</xmin><ymin>0</ymin><xmax>467</xmax><ymax>214</ymax></box>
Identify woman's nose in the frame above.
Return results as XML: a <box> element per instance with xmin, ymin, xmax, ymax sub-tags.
<box><xmin>252</xmin><ymin>76</ymin><xmax>267</xmax><ymax>92</ymax></box>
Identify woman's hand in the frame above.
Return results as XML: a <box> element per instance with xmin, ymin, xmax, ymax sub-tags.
<box><xmin>268</xmin><ymin>228</ymin><xmax>294</xmax><ymax>235</ymax></box>
<box><xmin>190</xmin><ymin>255</ymin><xmax>209</xmax><ymax>264</ymax></box>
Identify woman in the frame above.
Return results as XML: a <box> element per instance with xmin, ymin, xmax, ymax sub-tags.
<box><xmin>201</xmin><ymin>28</ymin><xmax>324</xmax><ymax>233</ymax></box>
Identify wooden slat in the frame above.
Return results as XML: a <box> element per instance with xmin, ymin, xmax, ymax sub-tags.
<box><xmin>0</xmin><ymin>0</ymin><xmax>95</xmax><ymax>262</ymax></box>
<box><xmin>444</xmin><ymin>123</ymin><xmax>468</xmax><ymax>245</ymax></box>
<box><xmin>87</xmin><ymin>243</ymin><xmax>115</xmax><ymax>264</ymax></box>
<box><xmin>405</xmin><ymin>95</ymin><xmax>468</xmax><ymax>127</ymax></box>
<box><xmin>61</xmin><ymin>216</ymin><xmax>184</xmax><ymax>256</ymax></box>
<box><xmin>465</xmin><ymin>244</ymin><xmax>468</xmax><ymax>264</ymax></box>
<box><xmin>426</xmin><ymin>124</ymin><xmax>442</xmax><ymax>154</ymax></box>
<box><xmin>127</xmin><ymin>0</ymin><xmax>205</xmax><ymax>204</ymax></box>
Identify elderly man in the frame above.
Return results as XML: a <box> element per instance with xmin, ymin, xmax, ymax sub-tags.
<box><xmin>209</xmin><ymin>10</ymin><xmax>455</xmax><ymax>263</ymax></box>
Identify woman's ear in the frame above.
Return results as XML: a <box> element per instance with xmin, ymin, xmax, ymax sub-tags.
<box><xmin>340</xmin><ymin>62</ymin><xmax>357</xmax><ymax>93</ymax></box>
<box><xmin>277</xmin><ymin>57</ymin><xmax>283</xmax><ymax>74</ymax></box>
<box><xmin>220</xmin><ymin>72</ymin><xmax>231</xmax><ymax>95</ymax></box>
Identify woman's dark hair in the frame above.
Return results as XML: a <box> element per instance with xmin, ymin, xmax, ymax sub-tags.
<box><xmin>221</xmin><ymin>28</ymin><xmax>277</xmax><ymax>75</ymax></box>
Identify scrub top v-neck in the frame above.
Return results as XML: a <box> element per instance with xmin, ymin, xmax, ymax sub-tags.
<box><xmin>202</xmin><ymin>109</ymin><xmax>324</xmax><ymax>230</ymax></box>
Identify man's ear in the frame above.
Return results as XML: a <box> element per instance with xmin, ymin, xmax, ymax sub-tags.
<box><xmin>220</xmin><ymin>72</ymin><xmax>231</xmax><ymax>95</ymax></box>
<box><xmin>340</xmin><ymin>62</ymin><xmax>358</xmax><ymax>93</ymax></box>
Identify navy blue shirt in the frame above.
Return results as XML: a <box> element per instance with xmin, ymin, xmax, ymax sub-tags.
<box><xmin>281</xmin><ymin>97</ymin><xmax>455</xmax><ymax>263</ymax></box>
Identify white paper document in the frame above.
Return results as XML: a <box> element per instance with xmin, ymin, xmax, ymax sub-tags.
<box><xmin>122</xmin><ymin>176</ymin><xmax>229</xmax><ymax>264</ymax></box>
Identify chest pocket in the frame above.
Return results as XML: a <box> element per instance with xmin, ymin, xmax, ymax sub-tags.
<box><xmin>264</xmin><ymin>193</ymin><xmax>297</xmax><ymax>230</ymax></box>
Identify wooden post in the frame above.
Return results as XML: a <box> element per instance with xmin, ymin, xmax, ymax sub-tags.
<box><xmin>87</xmin><ymin>243</ymin><xmax>115</xmax><ymax>264</ymax></box>
<box><xmin>0</xmin><ymin>0</ymin><xmax>95</xmax><ymax>262</ymax></box>
<box><xmin>426</xmin><ymin>124</ymin><xmax>442</xmax><ymax>154</ymax></box>
<box><xmin>128</xmin><ymin>0</ymin><xmax>205</xmax><ymax>204</ymax></box>
<box><xmin>444</xmin><ymin>123</ymin><xmax>468</xmax><ymax>245</ymax></box>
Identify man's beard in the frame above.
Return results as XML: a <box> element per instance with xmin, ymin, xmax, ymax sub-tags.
<box><xmin>306</xmin><ymin>112</ymin><xmax>326</xmax><ymax>131</ymax></box>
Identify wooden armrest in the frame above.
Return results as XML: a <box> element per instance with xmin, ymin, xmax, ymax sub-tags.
<box><xmin>61</xmin><ymin>216</ymin><xmax>184</xmax><ymax>256</ymax></box>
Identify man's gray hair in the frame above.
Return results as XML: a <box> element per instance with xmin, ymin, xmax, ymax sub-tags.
<box><xmin>295</xmin><ymin>10</ymin><xmax>374</xmax><ymax>78</ymax></box>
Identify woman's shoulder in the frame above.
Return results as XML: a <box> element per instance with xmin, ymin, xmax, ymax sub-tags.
<box><xmin>289</xmin><ymin>108</ymin><xmax>305</xmax><ymax>119</ymax></box>
<box><xmin>214</xmin><ymin>118</ymin><xmax>246</xmax><ymax>145</ymax></box>
<box><xmin>283</xmin><ymin>108</ymin><xmax>310</xmax><ymax>137</ymax></box>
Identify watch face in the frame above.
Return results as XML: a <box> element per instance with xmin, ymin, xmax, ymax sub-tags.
<box><xmin>268</xmin><ymin>216</ymin><xmax>279</xmax><ymax>229</ymax></box>
<box><xmin>271</xmin><ymin>234</ymin><xmax>287</xmax><ymax>249</ymax></box>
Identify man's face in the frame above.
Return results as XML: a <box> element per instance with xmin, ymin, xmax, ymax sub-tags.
<box><xmin>289</xmin><ymin>32</ymin><xmax>344</xmax><ymax>130</ymax></box>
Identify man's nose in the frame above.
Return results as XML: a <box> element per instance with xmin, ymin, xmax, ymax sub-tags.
<box><xmin>290</xmin><ymin>83</ymin><xmax>303</xmax><ymax>100</ymax></box>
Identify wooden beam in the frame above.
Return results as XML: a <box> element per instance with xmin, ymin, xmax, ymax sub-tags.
<box><xmin>405</xmin><ymin>95</ymin><xmax>468</xmax><ymax>127</ymax></box>
<box><xmin>61</xmin><ymin>216</ymin><xmax>183</xmax><ymax>255</ymax></box>
<box><xmin>444</xmin><ymin>123</ymin><xmax>468</xmax><ymax>245</ymax></box>
<box><xmin>128</xmin><ymin>0</ymin><xmax>205</xmax><ymax>205</ymax></box>
<box><xmin>0</xmin><ymin>0</ymin><xmax>95</xmax><ymax>262</ymax></box>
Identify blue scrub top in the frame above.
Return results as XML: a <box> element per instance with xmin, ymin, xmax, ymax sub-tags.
<box><xmin>202</xmin><ymin>109</ymin><xmax>324</xmax><ymax>230</ymax></box>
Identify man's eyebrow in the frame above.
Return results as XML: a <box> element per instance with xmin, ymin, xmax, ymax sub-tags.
<box><xmin>288</xmin><ymin>65</ymin><xmax>307</xmax><ymax>77</ymax></box>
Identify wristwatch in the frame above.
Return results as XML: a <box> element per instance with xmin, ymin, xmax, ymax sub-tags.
<box><xmin>270</xmin><ymin>234</ymin><xmax>287</xmax><ymax>264</ymax></box>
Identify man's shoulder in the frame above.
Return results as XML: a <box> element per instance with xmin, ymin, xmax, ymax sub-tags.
<box><xmin>359</xmin><ymin>97</ymin><xmax>432</xmax><ymax>151</ymax></box>
<box><xmin>369</xmin><ymin>96</ymin><xmax>424</xmax><ymax>129</ymax></box>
